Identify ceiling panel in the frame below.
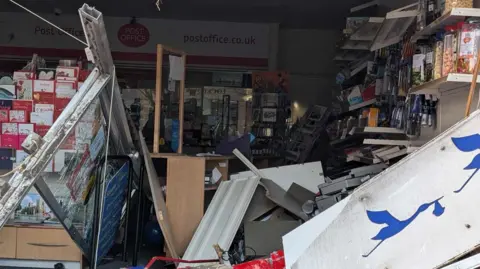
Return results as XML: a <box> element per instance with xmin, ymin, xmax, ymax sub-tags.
<box><xmin>3</xmin><ymin>0</ymin><xmax>368</xmax><ymax>29</ymax></box>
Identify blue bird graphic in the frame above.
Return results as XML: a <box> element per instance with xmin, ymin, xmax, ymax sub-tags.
<box><xmin>363</xmin><ymin>196</ymin><xmax>445</xmax><ymax>258</ymax></box>
<box><xmin>452</xmin><ymin>135</ymin><xmax>480</xmax><ymax>193</ymax></box>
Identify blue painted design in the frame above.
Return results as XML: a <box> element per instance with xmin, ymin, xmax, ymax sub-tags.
<box><xmin>451</xmin><ymin>135</ymin><xmax>480</xmax><ymax>193</ymax></box>
<box><xmin>452</xmin><ymin>134</ymin><xmax>480</xmax><ymax>152</ymax></box>
<box><xmin>363</xmin><ymin>197</ymin><xmax>445</xmax><ymax>258</ymax></box>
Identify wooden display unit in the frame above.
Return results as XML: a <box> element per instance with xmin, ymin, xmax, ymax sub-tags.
<box><xmin>0</xmin><ymin>225</ymin><xmax>82</xmax><ymax>268</ymax></box>
<box><xmin>153</xmin><ymin>44</ymin><xmax>187</xmax><ymax>154</ymax></box>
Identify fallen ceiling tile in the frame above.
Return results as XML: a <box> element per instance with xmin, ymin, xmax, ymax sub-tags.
<box><xmin>179</xmin><ymin>176</ymin><xmax>260</xmax><ymax>268</ymax></box>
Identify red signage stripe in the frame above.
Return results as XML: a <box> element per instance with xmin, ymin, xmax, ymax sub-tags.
<box><xmin>0</xmin><ymin>46</ymin><xmax>268</xmax><ymax>67</ymax></box>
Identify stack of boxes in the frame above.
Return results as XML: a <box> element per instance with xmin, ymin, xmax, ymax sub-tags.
<box><xmin>0</xmin><ymin>66</ymin><xmax>96</xmax><ymax>172</ymax></box>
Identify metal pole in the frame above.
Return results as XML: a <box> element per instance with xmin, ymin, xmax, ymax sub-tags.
<box><xmin>90</xmin><ymin>161</ymin><xmax>103</xmax><ymax>268</ymax></box>
<box><xmin>133</xmin><ymin>161</ymin><xmax>145</xmax><ymax>266</ymax></box>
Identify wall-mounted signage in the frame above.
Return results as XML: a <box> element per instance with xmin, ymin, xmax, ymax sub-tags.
<box><xmin>117</xmin><ymin>23</ymin><xmax>150</xmax><ymax>48</ymax></box>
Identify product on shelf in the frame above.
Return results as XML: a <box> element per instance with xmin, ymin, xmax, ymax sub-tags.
<box><xmin>0</xmin><ymin>55</ymin><xmax>97</xmax><ymax>173</ymax></box>
<box><xmin>442</xmin><ymin>25</ymin><xmax>457</xmax><ymax>76</ymax></box>
<box><xmin>457</xmin><ymin>20</ymin><xmax>480</xmax><ymax>73</ymax></box>
<box><xmin>444</xmin><ymin>0</ymin><xmax>472</xmax><ymax>15</ymax></box>
<box><xmin>434</xmin><ymin>34</ymin><xmax>444</xmax><ymax>79</ymax></box>
<box><xmin>412</xmin><ymin>53</ymin><xmax>426</xmax><ymax>86</ymax></box>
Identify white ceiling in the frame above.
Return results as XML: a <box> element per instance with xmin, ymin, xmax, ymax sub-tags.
<box><xmin>2</xmin><ymin>0</ymin><xmax>372</xmax><ymax>29</ymax></box>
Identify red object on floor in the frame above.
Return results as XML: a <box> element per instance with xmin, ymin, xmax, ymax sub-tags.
<box><xmin>144</xmin><ymin>256</ymin><xmax>219</xmax><ymax>269</ymax></box>
<box><xmin>270</xmin><ymin>250</ymin><xmax>286</xmax><ymax>269</ymax></box>
<box><xmin>233</xmin><ymin>250</ymin><xmax>285</xmax><ymax>269</ymax></box>
<box><xmin>234</xmin><ymin>259</ymin><xmax>271</xmax><ymax>269</ymax></box>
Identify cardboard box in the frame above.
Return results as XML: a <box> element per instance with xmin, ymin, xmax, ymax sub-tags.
<box><xmin>35</xmin><ymin>104</ymin><xmax>54</xmax><ymax>113</ymax></box>
<box><xmin>33</xmin><ymin>80</ymin><xmax>55</xmax><ymax>93</ymax></box>
<box><xmin>2</xmin><ymin>123</ymin><xmax>18</xmax><ymax>135</ymax></box>
<box><xmin>9</xmin><ymin>110</ymin><xmax>27</xmax><ymax>123</ymax></box>
<box><xmin>33</xmin><ymin>92</ymin><xmax>55</xmax><ymax>104</ymax></box>
<box><xmin>30</xmin><ymin>112</ymin><xmax>54</xmax><ymax>126</ymax></box>
<box><xmin>12</xmin><ymin>100</ymin><xmax>33</xmax><ymax>112</ymax></box>
<box><xmin>0</xmin><ymin>85</ymin><xmax>16</xmax><ymax>99</ymax></box>
<box><xmin>56</xmin><ymin>67</ymin><xmax>79</xmax><ymax>81</ymax></box>
<box><xmin>15</xmin><ymin>79</ymin><xmax>33</xmax><ymax>100</ymax></box>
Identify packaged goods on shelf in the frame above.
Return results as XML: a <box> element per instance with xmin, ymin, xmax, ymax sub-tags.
<box><xmin>444</xmin><ymin>0</ymin><xmax>473</xmax><ymax>14</ymax></box>
<box><xmin>0</xmin><ymin>55</ymin><xmax>95</xmax><ymax>173</ymax></box>
<box><xmin>442</xmin><ymin>25</ymin><xmax>458</xmax><ymax>76</ymax></box>
<box><xmin>457</xmin><ymin>20</ymin><xmax>480</xmax><ymax>73</ymax></box>
<box><xmin>434</xmin><ymin>35</ymin><xmax>444</xmax><ymax>79</ymax></box>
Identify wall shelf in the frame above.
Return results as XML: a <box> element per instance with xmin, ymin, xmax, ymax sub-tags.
<box><xmin>412</xmin><ymin>8</ymin><xmax>480</xmax><ymax>42</ymax></box>
<box><xmin>410</xmin><ymin>73</ymin><xmax>480</xmax><ymax>95</ymax></box>
<box><xmin>349</xmin><ymin>98</ymin><xmax>376</xmax><ymax>111</ymax></box>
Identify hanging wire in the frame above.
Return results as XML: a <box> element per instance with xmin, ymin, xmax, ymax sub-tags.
<box><xmin>9</xmin><ymin>0</ymin><xmax>88</xmax><ymax>47</ymax></box>
<box><xmin>155</xmin><ymin>0</ymin><xmax>163</xmax><ymax>11</ymax></box>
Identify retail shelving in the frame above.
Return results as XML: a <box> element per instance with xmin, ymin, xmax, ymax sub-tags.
<box><xmin>410</xmin><ymin>73</ymin><xmax>480</xmax><ymax>95</ymax></box>
<box><xmin>348</xmin><ymin>98</ymin><xmax>376</xmax><ymax>111</ymax></box>
<box><xmin>370</xmin><ymin>3</ymin><xmax>418</xmax><ymax>51</ymax></box>
<box><xmin>351</xmin><ymin>127</ymin><xmax>404</xmax><ymax>134</ymax></box>
<box><xmin>412</xmin><ymin>8</ymin><xmax>480</xmax><ymax>41</ymax></box>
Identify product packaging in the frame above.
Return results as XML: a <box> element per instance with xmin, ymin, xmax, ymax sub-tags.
<box><xmin>412</xmin><ymin>53</ymin><xmax>426</xmax><ymax>86</ymax></box>
<box><xmin>0</xmin><ymin>85</ymin><xmax>16</xmax><ymax>99</ymax></box>
<box><xmin>434</xmin><ymin>34</ymin><xmax>444</xmax><ymax>79</ymax></box>
<box><xmin>457</xmin><ymin>20</ymin><xmax>480</xmax><ymax>73</ymax></box>
<box><xmin>15</xmin><ymin>79</ymin><xmax>33</xmax><ymax>100</ymax></box>
<box><xmin>56</xmin><ymin>66</ymin><xmax>79</xmax><ymax>81</ymax></box>
<box><xmin>0</xmin><ymin>110</ymin><xmax>8</xmax><ymax>122</ymax></box>
<box><xmin>444</xmin><ymin>0</ymin><xmax>472</xmax><ymax>14</ymax></box>
<box><xmin>33</xmin><ymin>80</ymin><xmax>55</xmax><ymax>93</ymax></box>
<box><xmin>442</xmin><ymin>25</ymin><xmax>457</xmax><ymax>76</ymax></box>
<box><xmin>9</xmin><ymin>110</ymin><xmax>27</xmax><ymax>123</ymax></box>
<box><xmin>33</xmin><ymin>92</ymin><xmax>55</xmax><ymax>104</ymax></box>
<box><xmin>12</xmin><ymin>100</ymin><xmax>33</xmax><ymax>112</ymax></box>
<box><xmin>368</xmin><ymin>108</ymin><xmax>380</xmax><ymax>127</ymax></box>
<box><xmin>30</xmin><ymin>111</ymin><xmax>54</xmax><ymax>126</ymax></box>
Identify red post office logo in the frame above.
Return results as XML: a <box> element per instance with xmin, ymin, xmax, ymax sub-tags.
<box><xmin>117</xmin><ymin>23</ymin><xmax>150</xmax><ymax>48</ymax></box>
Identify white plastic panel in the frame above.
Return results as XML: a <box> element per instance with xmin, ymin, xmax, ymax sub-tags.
<box><xmin>291</xmin><ymin>109</ymin><xmax>480</xmax><ymax>268</ymax></box>
<box><xmin>231</xmin><ymin>162</ymin><xmax>324</xmax><ymax>193</ymax></box>
<box><xmin>179</xmin><ymin>176</ymin><xmax>260</xmax><ymax>268</ymax></box>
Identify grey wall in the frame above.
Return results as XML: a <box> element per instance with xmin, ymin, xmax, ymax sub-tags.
<box><xmin>278</xmin><ymin>29</ymin><xmax>340</xmax><ymax>118</ymax></box>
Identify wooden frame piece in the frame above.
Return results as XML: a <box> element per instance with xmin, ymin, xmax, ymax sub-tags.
<box><xmin>153</xmin><ymin>44</ymin><xmax>187</xmax><ymax>154</ymax></box>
